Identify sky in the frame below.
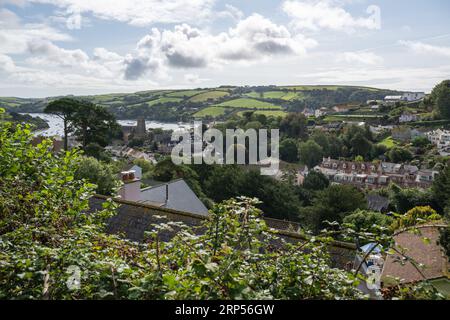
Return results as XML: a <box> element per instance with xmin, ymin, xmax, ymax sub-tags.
<box><xmin>0</xmin><ymin>0</ymin><xmax>450</xmax><ymax>97</ymax></box>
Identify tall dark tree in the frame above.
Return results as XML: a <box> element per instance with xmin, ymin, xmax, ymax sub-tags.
<box><xmin>350</xmin><ymin>132</ymin><xmax>372</xmax><ymax>159</ymax></box>
<box><xmin>431</xmin><ymin>80</ymin><xmax>450</xmax><ymax>119</ymax></box>
<box><xmin>302</xmin><ymin>171</ymin><xmax>329</xmax><ymax>191</ymax></box>
<box><xmin>432</xmin><ymin>165</ymin><xmax>450</xmax><ymax>211</ymax></box>
<box><xmin>298</xmin><ymin>140</ymin><xmax>324</xmax><ymax>168</ymax></box>
<box><xmin>280</xmin><ymin>138</ymin><xmax>299</xmax><ymax>163</ymax></box>
<box><xmin>302</xmin><ymin>184</ymin><xmax>367</xmax><ymax>233</ymax></box>
<box><xmin>44</xmin><ymin>98</ymin><xmax>79</xmax><ymax>150</ymax></box>
<box><xmin>280</xmin><ymin>113</ymin><xmax>308</xmax><ymax>140</ymax></box>
<box><xmin>70</xmin><ymin>102</ymin><xmax>120</xmax><ymax>148</ymax></box>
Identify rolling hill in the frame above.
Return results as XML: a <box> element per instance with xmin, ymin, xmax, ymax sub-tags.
<box><xmin>0</xmin><ymin>85</ymin><xmax>403</xmax><ymax>122</ymax></box>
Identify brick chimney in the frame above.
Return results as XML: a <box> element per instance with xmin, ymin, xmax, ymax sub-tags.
<box><xmin>118</xmin><ymin>170</ymin><xmax>141</xmax><ymax>202</ymax></box>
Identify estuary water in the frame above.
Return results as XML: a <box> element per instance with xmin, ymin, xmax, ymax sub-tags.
<box><xmin>22</xmin><ymin>113</ymin><xmax>190</xmax><ymax>137</ymax></box>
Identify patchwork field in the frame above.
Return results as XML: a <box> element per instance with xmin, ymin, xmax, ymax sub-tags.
<box><xmin>214</xmin><ymin>98</ymin><xmax>282</xmax><ymax>110</ymax></box>
<box><xmin>146</xmin><ymin>97</ymin><xmax>183</xmax><ymax>106</ymax></box>
<box><xmin>189</xmin><ymin>90</ymin><xmax>230</xmax><ymax>102</ymax></box>
<box><xmin>194</xmin><ymin>106</ymin><xmax>228</xmax><ymax>118</ymax></box>
<box><xmin>244</xmin><ymin>91</ymin><xmax>305</xmax><ymax>101</ymax></box>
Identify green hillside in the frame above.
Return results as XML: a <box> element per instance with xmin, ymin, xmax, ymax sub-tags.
<box><xmin>0</xmin><ymin>85</ymin><xmax>403</xmax><ymax>122</ymax></box>
<box><xmin>214</xmin><ymin>98</ymin><xmax>282</xmax><ymax>110</ymax></box>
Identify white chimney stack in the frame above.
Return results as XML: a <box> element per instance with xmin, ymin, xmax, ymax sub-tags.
<box><xmin>118</xmin><ymin>170</ymin><xmax>141</xmax><ymax>202</ymax></box>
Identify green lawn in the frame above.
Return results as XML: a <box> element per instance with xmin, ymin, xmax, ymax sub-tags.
<box><xmin>194</xmin><ymin>106</ymin><xmax>228</xmax><ymax>117</ymax></box>
<box><xmin>146</xmin><ymin>97</ymin><xmax>183</xmax><ymax>106</ymax></box>
<box><xmin>281</xmin><ymin>91</ymin><xmax>305</xmax><ymax>101</ymax></box>
<box><xmin>189</xmin><ymin>90</ymin><xmax>230</xmax><ymax>102</ymax></box>
<box><xmin>214</xmin><ymin>98</ymin><xmax>282</xmax><ymax>110</ymax></box>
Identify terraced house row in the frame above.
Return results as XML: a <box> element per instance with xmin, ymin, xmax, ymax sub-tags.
<box><xmin>315</xmin><ymin>157</ymin><xmax>439</xmax><ymax>189</ymax></box>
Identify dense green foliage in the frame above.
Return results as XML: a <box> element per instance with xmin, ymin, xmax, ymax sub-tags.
<box><xmin>301</xmin><ymin>185</ymin><xmax>367</xmax><ymax>233</ymax></box>
<box><xmin>280</xmin><ymin>138</ymin><xmax>299</xmax><ymax>163</ymax></box>
<box><xmin>431</xmin><ymin>80</ymin><xmax>450</xmax><ymax>119</ymax></box>
<box><xmin>343</xmin><ymin>210</ymin><xmax>394</xmax><ymax>233</ymax></box>
<box><xmin>74</xmin><ymin>157</ymin><xmax>121</xmax><ymax>196</ymax></box>
<box><xmin>298</xmin><ymin>140</ymin><xmax>324</xmax><ymax>168</ymax></box>
<box><xmin>390</xmin><ymin>206</ymin><xmax>442</xmax><ymax>230</ymax></box>
<box><xmin>432</xmin><ymin>165</ymin><xmax>450</xmax><ymax>211</ymax></box>
<box><xmin>0</xmin><ymin>123</ymin><xmax>368</xmax><ymax>299</ymax></box>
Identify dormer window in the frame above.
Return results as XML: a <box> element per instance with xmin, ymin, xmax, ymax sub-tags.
<box><xmin>352</xmin><ymin>164</ymin><xmax>356</xmax><ymax>170</ymax></box>
<box><xmin>343</xmin><ymin>164</ymin><xmax>347</xmax><ymax>169</ymax></box>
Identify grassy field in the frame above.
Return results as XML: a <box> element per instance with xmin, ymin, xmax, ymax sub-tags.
<box><xmin>146</xmin><ymin>97</ymin><xmax>183</xmax><ymax>106</ymax></box>
<box><xmin>244</xmin><ymin>91</ymin><xmax>304</xmax><ymax>101</ymax></box>
<box><xmin>189</xmin><ymin>90</ymin><xmax>230</xmax><ymax>102</ymax></box>
<box><xmin>214</xmin><ymin>98</ymin><xmax>281</xmax><ymax>110</ymax></box>
<box><xmin>281</xmin><ymin>91</ymin><xmax>305</xmax><ymax>101</ymax></box>
<box><xmin>194</xmin><ymin>106</ymin><xmax>228</xmax><ymax>117</ymax></box>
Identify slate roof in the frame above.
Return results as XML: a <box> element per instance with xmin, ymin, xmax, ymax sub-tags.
<box><xmin>381</xmin><ymin>225</ymin><xmax>449</xmax><ymax>285</ymax></box>
<box><xmin>139</xmin><ymin>179</ymin><xmax>209</xmax><ymax>216</ymax></box>
<box><xmin>367</xmin><ymin>194</ymin><xmax>390</xmax><ymax>212</ymax></box>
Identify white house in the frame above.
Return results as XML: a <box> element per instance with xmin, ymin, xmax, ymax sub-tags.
<box><xmin>401</xmin><ymin>92</ymin><xmax>425</xmax><ymax>102</ymax></box>
<box><xmin>314</xmin><ymin>107</ymin><xmax>328</xmax><ymax>118</ymax></box>
<box><xmin>385</xmin><ymin>92</ymin><xmax>425</xmax><ymax>103</ymax></box>
<box><xmin>426</xmin><ymin>129</ymin><xmax>450</xmax><ymax>155</ymax></box>
<box><xmin>384</xmin><ymin>95</ymin><xmax>403</xmax><ymax>102</ymax></box>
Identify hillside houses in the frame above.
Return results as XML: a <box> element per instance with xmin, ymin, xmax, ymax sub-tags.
<box><xmin>384</xmin><ymin>92</ymin><xmax>425</xmax><ymax>103</ymax></box>
<box><xmin>426</xmin><ymin>129</ymin><xmax>450</xmax><ymax>156</ymax></box>
<box><xmin>392</xmin><ymin>126</ymin><xmax>425</xmax><ymax>142</ymax></box>
<box><xmin>315</xmin><ymin>157</ymin><xmax>438</xmax><ymax>189</ymax></box>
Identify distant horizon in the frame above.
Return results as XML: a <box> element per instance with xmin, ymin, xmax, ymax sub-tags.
<box><xmin>0</xmin><ymin>83</ymin><xmax>430</xmax><ymax>99</ymax></box>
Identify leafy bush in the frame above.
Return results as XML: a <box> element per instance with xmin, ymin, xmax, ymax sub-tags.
<box><xmin>391</xmin><ymin>206</ymin><xmax>442</xmax><ymax>230</ymax></box>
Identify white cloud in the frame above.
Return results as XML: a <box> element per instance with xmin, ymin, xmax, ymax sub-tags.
<box><xmin>399</xmin><ymin>40</ymin><xmax>450</xmax><ymax>58</ymax></box>
<box><xmin>184</xmin><ymin>73</ymin><xmax>207</xmax><ymax>84</ymax></box>
<box><xmin>282</xmin><ymin>0</ymin><xmax>381</xmax><ymax>31</ymax></box>
<box><xmin>338</xmin><ymin>51</ymin><xmax>383</xmax><ymax>65</ymax></box>
<box><xmin>0</xmin><ymin>9</ymin><xmax>72</xmax><ymax>54</ymax></box>
<box><xmin>0</xmin><ymin>53</ymin><xmax>17</xmax><ymax>73</ymax></box>
<box><xmin>295</xmin><ymin>65</ymin><xmax>450</xmax><ymax>92</ymax></box>
<box><xmin>22</xmin><ymin>0</ymin><xmax>216</xmax><ymax>28</ymax></box>
<box><xmin>217</xmin><ymin>4</ymin><xmax>244</xmax><ymax>21</ymax></box>
<box><xmin>123</xmin><ymin>14</ymin><xmax>317</xmax><ymax>80</ymax></box>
